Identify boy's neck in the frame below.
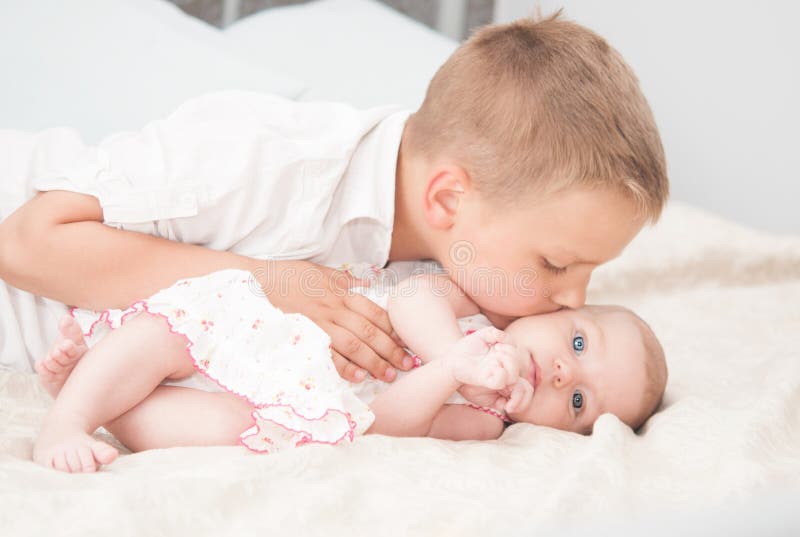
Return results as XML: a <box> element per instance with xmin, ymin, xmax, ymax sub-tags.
<box><xmin>387</xmin><ymin>129</ymin><xmax>436</xmax><ymax>263</ymax></box>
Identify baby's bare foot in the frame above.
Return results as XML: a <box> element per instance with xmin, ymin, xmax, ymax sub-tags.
<box><xmin>33</xmin><ymin>422</ymin><xmax>118</xmax><ymax>473</ymax></box>
<box><xmin>35</xmin><ymin>315</ymin><xmax>89</xmax><ymax>398</ymax></box>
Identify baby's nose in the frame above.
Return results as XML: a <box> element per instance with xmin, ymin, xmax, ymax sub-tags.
<box><xmin>552</xmin><ymin>359</ymin><xmax>573</xmax><ymax>387</ymax></box>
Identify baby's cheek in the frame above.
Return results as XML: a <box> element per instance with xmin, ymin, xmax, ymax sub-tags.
<box><xmin>523</xmin><ymin>393</ymin><xmax>564</xmax><ymax>429</ymax></box>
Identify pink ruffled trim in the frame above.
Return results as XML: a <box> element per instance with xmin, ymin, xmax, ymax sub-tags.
<box><xmin>240</xmin><ymin>406</ymin><xmax>359</xmax><ymax>452</ymax></box>
<box><xmin>467</xmin><ymin>404</ymin><xmax>512</xmax><ymax>423</ymax></box>
<box><xmin>70</xmin><ymin>302</ymin><xmax>359</xmax><ymax>454</ymax></box>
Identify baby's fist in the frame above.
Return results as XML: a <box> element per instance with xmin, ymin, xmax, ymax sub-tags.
<box><xmin>446</xmin><ymin>327</ymin><xmax>518</xmax><ymax>388</ymax></box>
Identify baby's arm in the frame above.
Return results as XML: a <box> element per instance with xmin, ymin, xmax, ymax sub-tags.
<box><xmin>387</xmin><ymin>273</ymin><xmax>480</xmax><ymax>364</ymax></box>
<box><xmin>367</xmin><ymin>326</ymin><xmax>516</xmax><ymax>440</ymax></box>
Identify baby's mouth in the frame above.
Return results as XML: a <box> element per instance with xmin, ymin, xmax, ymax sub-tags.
<box><xmin>528</xmin><ymin>352</ymin><xmax>541</xmax><ymax>389</ymax></box>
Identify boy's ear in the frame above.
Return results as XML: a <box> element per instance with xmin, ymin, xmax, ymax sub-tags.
<box><xmin>423</xmin><ymin>165</ymin><xmax>470</xmax><ymax>230</ymax></box>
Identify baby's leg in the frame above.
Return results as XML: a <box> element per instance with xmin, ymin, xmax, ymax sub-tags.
<box><xmin>33</xmin><ymin>312</ymin><xmax>196</xmax><ymax>473</ymax></box>
<box><xmin>104</xmin><ymin>385</ymin><xmax>255</xmax><ymax>452</ymax></box>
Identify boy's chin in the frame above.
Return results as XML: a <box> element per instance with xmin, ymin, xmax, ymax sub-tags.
<box><xmin>479</xmin><ymin>309</ymin><xmax>518</xmax><ymax>330</ymax></box>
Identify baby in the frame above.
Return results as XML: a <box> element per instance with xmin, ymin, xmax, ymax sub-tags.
<box><xmin>32</xmin><ymin>269</ymin><xmax>667</xmax><ymax>472</ymax></box>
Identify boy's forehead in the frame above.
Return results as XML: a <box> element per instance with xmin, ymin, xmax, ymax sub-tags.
<box><xmin>520</xmin><ymin>191</ymin><xmax>645</xmax><ymax>263</ymax></box>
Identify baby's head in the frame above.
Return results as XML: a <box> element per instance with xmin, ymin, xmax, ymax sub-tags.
<box><xmin>405</xmin><ymin>13</ymin><xmax>668</xmax><ymax>318</ymax></box>
<box><xmin>502</xmin><ymin>305</ymin><xmax>667</xmax><ymax>433</ymax></box>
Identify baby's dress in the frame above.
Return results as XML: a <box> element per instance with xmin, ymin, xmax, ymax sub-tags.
<box><xmin>70</xmin><ymin>268</ymin><xmax>496</xmax><ymax>453</ymax></box>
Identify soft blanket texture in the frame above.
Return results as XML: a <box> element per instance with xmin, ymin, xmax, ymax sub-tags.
<box><xmin>2</xmin><ymin>201</ymin><xmax>799</xmax><ymax>535</ymax></box>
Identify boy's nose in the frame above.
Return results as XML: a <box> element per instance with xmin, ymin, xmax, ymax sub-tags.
<box><xmin>551</xmin><ymin>268</ymin><xmax>591</xmax><ymax>309</ymax></box>
<box><xmin>551</xmin><ymin>285</ymin><xmax>587</xmax><ymax>310</ymax></box>
<box><xmin>552</xmin><ymin>359</ymin><xmax>573</xmax><ymax>387</ymax></box>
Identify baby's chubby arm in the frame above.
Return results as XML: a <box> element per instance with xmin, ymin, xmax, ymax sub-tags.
<box><xmin>367</xmin><ymin>326</ymin><xmax>518</xmax><ymax>439</ymax></box>
<box><xmin>387</xmin><ymin>273</ymin><xmax>481</xmax><ymax>364</ymax></box>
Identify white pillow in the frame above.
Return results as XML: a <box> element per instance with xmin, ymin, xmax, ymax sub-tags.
<box><xmin>0</xmin><ymin>0</ymin><xmax>307</xmax><ymax>143</ymax></box>
<box><xmin>225</xmin><ymin>0</ymin><xmax>458</xmax><ymax>109</ymax></box>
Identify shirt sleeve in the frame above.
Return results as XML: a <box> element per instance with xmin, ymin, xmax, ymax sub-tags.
<box><xmin>32</xmin><ymin>93</ymin><xmax>225</xmax><ymax>224</ymax></box>
<box><xmin>29</xmin><ymin>91</ymin><xmax>321</xmax><ymax>250</ymax></box>
<box><xmin>29</xmin><ymin>90</ymin><xmax>391</xmax><ymax>258</ymax></box>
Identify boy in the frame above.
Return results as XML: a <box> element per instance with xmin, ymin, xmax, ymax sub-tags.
<box><xmin>0</xmin><ymin>13</ymin><xmax>667</xmax><ymax>383</ymax></box>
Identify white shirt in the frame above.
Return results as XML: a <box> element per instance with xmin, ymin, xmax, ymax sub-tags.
<box><xmin>0</xmin><ymin>91</ymin><xmax>410</xmax><ymax>371</ymax></box>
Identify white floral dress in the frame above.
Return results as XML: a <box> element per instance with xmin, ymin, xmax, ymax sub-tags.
<box><xmin>70</xmin><ymin>268</ymin><xmax>501</xmax><ymax>453</ymax></box>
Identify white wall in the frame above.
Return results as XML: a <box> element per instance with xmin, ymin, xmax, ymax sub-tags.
<box><xmin>494</xmin><ymin>0</ymin><xmax>800</xmax><ymax>235</ymax></box>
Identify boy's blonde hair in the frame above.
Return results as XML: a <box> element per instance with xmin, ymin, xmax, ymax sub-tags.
<box><xmin>407</xmin><ymin>12</ymin><xmax>668</xmax><ymax>222</ymax></box>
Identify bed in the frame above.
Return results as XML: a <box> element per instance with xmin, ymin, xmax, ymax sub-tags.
<box><xmin>1</xmin><ymin>1</ymin><xmax>799</xmax><ymax>534</ymax></box>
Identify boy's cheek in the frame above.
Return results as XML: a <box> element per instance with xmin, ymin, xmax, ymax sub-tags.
<box><xmin>480</xmin><ymin>309</ymin><xmax>517</xmax><ymax>330</ymax></box>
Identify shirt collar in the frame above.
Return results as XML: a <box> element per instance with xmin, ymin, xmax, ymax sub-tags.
<box><xmin>336</xmin><ymin>109</ymin><xmax>411</xmax><ymax>265</ymax></box>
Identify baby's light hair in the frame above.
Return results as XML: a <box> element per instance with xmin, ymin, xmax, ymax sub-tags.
<box><xmin>631</xmin><ymin>313</ymin><xmax>668</xmax><ymax>430</ymax></box>
<box><xmin>591</xmin><ymin>305</ymin><xmax>668</xmax><ymax>431</ymax></box>
<box><xmin>406</xmin><ymin>11</ymin><xmax>669</xmax><ymax>222</ymax></box>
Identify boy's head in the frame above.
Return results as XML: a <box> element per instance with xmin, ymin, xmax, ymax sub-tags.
<box><xmin>404</xmin><ymin>13</ymin><xmax>668</xmax><ymax>317</ymax></box>
<box><xmin>502</xmin><ymin>305</ymin><xmax>668</xmax><ymax>433</ymax></box>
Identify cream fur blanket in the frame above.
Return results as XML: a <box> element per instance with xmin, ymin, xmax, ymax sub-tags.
<box><xmin>2</xmin><ymin>201</ymin><xmax>799</xmax><ymax>535</ymax></box>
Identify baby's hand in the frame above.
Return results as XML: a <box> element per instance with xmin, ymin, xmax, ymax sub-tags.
<box><xmin>446</xmin><ymin>327</ymin><xmax>519</xmax><ymax>388</ymax></box>
<box><xmin>502</xmin><ymin>376</ymin><xmax>534</xmax><ymax>415</ymax></box>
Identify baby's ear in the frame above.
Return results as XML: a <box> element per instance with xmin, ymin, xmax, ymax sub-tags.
<box><xmin>423</xmin><ymin>165</ymin><xmax>470</xmax><ymax>229</ymax></box>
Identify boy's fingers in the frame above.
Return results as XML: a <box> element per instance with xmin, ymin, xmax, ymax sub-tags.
<box><xmin>333</xmin><ymin>309</ymin><xmax>410</xmax><ymax>371</ymax></box>
<box><xmin>331</xmin><ymin>350</ymin><xmax>367</xmax><ymax>383</ymax></box>
<box><xmin>344</xmin><ymin>294</ymin><xmax>405</xmax><ymax>347</ymax></box>
<box><xmin>328</xmin><ymin>325</ymin><xmax>396</xmax><ymax>382</ymax></box>
<box><xmin>323</xmin><ymin>267</ymin><xmax>369</xmax><ymax>290</ymax></box>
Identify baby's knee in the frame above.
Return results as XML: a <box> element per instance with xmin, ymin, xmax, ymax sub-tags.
<box><xmin>128</xmin><ymin>312</ymin><xmax>195</xmax><ymax>378</ymax></box>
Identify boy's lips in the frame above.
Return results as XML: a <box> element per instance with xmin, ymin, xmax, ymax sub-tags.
<box><xmin>528</xmin><ymin>352</ymin><xmax>541</xmax><ymax>389</ymax></box>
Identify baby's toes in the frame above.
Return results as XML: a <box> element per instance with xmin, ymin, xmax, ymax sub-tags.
<box><xmin>90</xmin><ymin>441</ymin><xmax>119</xmax><ymax>466</ymax></box>
<box><xmin>63</xmin><ymin>447</ymin><xmax>87</xmax><ymax>473</ymax></box>
<box><xmin>36</xmin><ymin>353</ymin><xmax>61</xmax><ymax>378</ymax></box>
<box><xmin>57</xmin><ymin>339</ymin><xmax>82</xmax><ymax>363</ymax></box>
<box><xmin>59</xmin><ymin>316</ymin><xmax>88</xmax><ymax>349</ymax></box>
<box><xmin>34</xmin><ymin>360</ymin><xmax>48</xmax><ymax>377</ymax></box>
<box><xmin>76</xmin><ymin>445</ymin><xmax>98</xmax><ymax>473</ymax></box>
<box><xmin>41</xmin><ymin>344</ymin><xmax>66</xmax><ymax>370</ymax></box>
<box><xmin>50</xmin><ymin>450</ymin><xmax>71</xmax><ymax>473</ymax></box>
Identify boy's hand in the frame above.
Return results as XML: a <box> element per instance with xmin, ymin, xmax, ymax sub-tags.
<box><xmin>250</xmin><ymin>260</ymin><xmax>411</xmax><ymax>383</ymax></box>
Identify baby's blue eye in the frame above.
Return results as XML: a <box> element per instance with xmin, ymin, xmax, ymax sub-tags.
<box><xmin>572</xmin><ymin>335</ymin><xmax>585</xmax><ymax>354</ymax></box>
<box><xmin>572</xmin><ymin>390</ymin><xmax>584</xmax><ymax>411</ymax></box>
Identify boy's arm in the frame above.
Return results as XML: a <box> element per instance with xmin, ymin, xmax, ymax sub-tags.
<box><xmin>387</xmin><ymin>273</ymin><xmax>480</xmax><ymax>364</ymax></box>
<box><xmin>0</xmin><ymin>191</ymin><xmax>258</xmax><ymax>309</ymax></box>
<box><xmin>0</xmin><ymin>191</ymin><xmax>408</xmax><ymax>382</ymax></box>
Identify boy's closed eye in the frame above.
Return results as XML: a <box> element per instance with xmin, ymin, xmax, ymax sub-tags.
<box><xmin>542</xmin><ymin>257</ymin><xmax>568</xmax><ymax>275</ymax></box>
